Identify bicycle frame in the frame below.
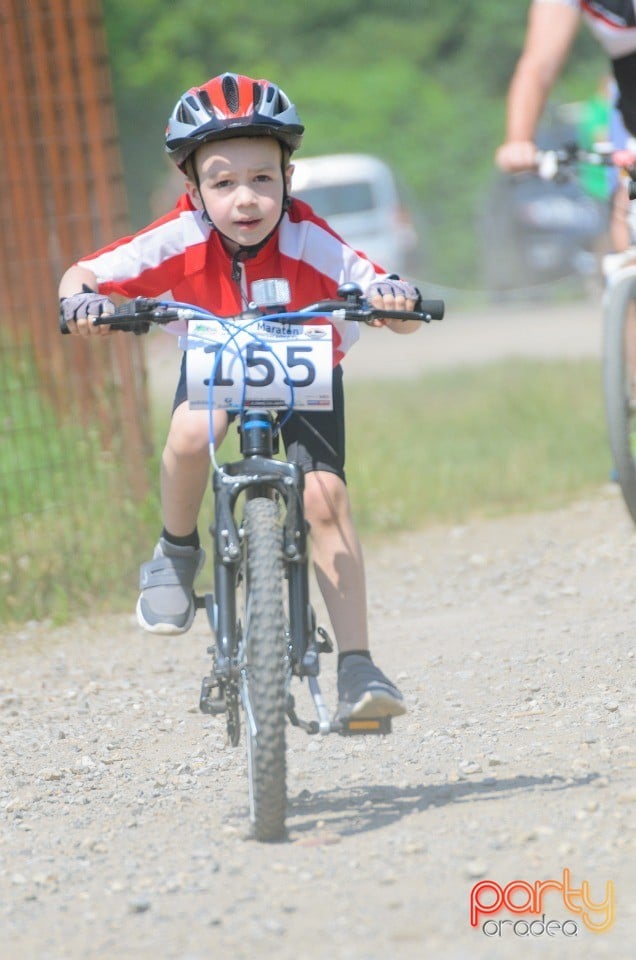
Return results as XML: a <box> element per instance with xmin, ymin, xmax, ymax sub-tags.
<box><xmin>206</xmin><ymin>412</ymin><xmax>316</xmax><ymax>677</ymax></box>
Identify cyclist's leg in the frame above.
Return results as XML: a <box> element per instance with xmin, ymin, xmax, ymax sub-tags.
<box><xmin>137</xmin><ymin>356</ymin><xmax>229</xmax><ymax>634</ymax></box>
<box><xmin>280</xmin><ymin>367</ymin><xmax>363</xmax><ymax>644</ymax></box>
<box><xmin>160</xmin><ymin>401</ymin><xmax>224</xmax><ymax>536</ymax></box>
<box><xmin>304</xmin><ymin>468</ymin><xmax>368</xmax><ymax>652</ymax></box>
<box><xmin>280</xmin><ymin>366</ymin><xmax>405</xmax><ymax>718</ymax></box>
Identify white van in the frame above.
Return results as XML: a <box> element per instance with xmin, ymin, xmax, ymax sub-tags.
<box><xmin>291</xmin><ymin>153</ymin><xmax>420</xmax><ymax>276</ymax></box>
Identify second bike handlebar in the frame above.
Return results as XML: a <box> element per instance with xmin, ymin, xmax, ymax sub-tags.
<box><xmin>536</xmin><ymin>142</ymin><xmax>636</xmax><ymax>190</ymax></box>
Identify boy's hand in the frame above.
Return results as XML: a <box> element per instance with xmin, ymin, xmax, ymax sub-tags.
<box><xmin>59</xmin><ymin>290</ymin><xmax>115</xmax><ymax>336</ymax></box>
<box><xmin>364</xmin><ymin>278</ymin><xmax>421</xmax><ymax>332</ymax></box>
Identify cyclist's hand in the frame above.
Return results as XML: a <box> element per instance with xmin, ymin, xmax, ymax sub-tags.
<box><xmin>59</xmin><ymin>290</ymin><xmax>115</xmax><ymax>337</ymax></box>
<box><xmin>364</xmin><ymin>278</ymin><xmax>421</xmax><ymax>331</ymax></box>
<box><xmin>495</xmin><ymin>140</ymin><xmax>538</xmax><ymax>173</ymax></box>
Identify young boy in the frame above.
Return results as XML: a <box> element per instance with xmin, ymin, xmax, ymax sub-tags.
<box><xmin>59</xmin><ymin>72</ymin><xmax>421</xmax><ymax>722</ymax></box>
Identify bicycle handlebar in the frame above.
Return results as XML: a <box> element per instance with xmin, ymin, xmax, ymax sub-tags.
<box><xmin>85</xmin><ymin>284</ymin><xmax>445</xmax><ymax>335</ymax></box>
<box><xmin>536</xmin><ymin>142</ymin><xmax>636</xmax><ymax>181</ymax></box>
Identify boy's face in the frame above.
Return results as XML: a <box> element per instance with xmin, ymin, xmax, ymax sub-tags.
<box><xmin>186</xmin><ymin>137</ymin><xmax>292</xmax><ymax>253</ymax></box>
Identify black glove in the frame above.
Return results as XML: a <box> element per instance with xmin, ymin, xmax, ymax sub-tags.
<box><xmin>59</xmin><ymin>286</ymin><xmax>114</xmax><ymax>333</ymax></box>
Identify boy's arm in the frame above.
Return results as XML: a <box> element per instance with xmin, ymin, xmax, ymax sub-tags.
<box><xmin>59</xmin><ymin>264</ymin><xmax>100</xmax><ymax>298</ymax></box>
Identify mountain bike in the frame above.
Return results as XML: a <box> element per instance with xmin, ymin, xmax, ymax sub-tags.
<box><xmin>538</xmin><ymin>143</ymin><xmax>636</xmax><ymax>525</ymax></box>
<box><xmin>91</xmin><ymin>281</ymin><xmax>444</xmax><ymax>841</ymax></box>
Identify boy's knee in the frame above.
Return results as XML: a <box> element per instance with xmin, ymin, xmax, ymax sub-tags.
<box><xmin>304</xmin><ymin>471</ymin><xmax>349</xmax><ymax>526</ymax></box>
<box><xmin>167</xmin><ymin>409</ymin><xmax>210</xmax><ymax>459</ymax></box>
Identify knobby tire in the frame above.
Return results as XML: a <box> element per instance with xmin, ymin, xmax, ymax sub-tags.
<box><xmin>242</xmin><ymin>497</ymin><xmax>287</xmax><ymax>842</ymax></box>
<box><xmin>603</xmin><ymin>271</ymin><xmax>636</xmax><ymax>526</ymax></box>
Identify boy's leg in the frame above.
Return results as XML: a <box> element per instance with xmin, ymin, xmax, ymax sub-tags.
<box><xmin>160</xmin><ymin>403</ymin><xmax>218</xmax><ymax>537</ymax></box>
<box><xmin>303</xmin><ymin>470</ymin><xmax>368</xmax><ymax>652</ymax></box>
<box><xmin>280</xmin><ymin>367</ymin><xmax>405</xmax><ymax>719</ymax></box>
<box><xmin>304</xmin><ymin>470</ymin><xmax>406</xmax><ymax>719</ymax></box>
<box><xmin>137</xmin><ymin>402</ymin><xmax>228</xmax><ymax>634</ymax></box>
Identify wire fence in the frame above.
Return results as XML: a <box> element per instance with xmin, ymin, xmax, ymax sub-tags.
<box><xmin>0</xmin><ymin>0</ymin><xmax>153</xmax><ymax>624</ymax></box>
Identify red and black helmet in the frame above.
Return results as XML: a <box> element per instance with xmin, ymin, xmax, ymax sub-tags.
<box><xmin>165</xmin><ymin>72</ymin><xmax>304</xmax><ymax>170</ymax></box>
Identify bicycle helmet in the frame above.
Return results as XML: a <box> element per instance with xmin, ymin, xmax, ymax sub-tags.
<box><xmin>165</xmin><ymin>72</ymin><xmax>304</xmax><ymax>170</ymax></box>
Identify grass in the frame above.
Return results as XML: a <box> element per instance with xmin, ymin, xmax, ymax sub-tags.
<box><xmin>0</xmin><ymin>336</ymin><xmax>157</xmax><ymax>627</ymax></box>
<box><xmin>1</xmin><ymin>354</ymin><xmax>611</xmax><ymax>626</ymax></box>
<box><xmin>345</xmin><ymin>358</ymin><xmax>609</xmax><ymax>533</ymax></box>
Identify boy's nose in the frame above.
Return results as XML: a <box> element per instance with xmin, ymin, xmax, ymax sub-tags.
<box><xmin>235</xmin><ymin>183</ymin><xmax>256</xmax><ymax>203</ymax></box>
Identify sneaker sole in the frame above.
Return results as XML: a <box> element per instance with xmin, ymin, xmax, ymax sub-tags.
<box><xmin>340</xmin><ymin>690</ymin><xmax>407</xmax><ymax>720</ymax></box>
<box><xmin>135</xmin><ymin>596</ymin><xmax>196</xmax><ymax>635</ymax></box>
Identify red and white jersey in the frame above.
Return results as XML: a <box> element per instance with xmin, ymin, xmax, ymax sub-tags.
<box><xmin>535</xmin><ymin>0</ymin><xmax>636</xmax><ymax>58</ymax></box>
<box><xmin>77</xmin><ymin>195</ymin><xmax>392</xmax><ymax>366</ymax></box>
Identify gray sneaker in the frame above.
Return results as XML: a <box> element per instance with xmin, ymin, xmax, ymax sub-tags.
<box><xmin>136</xmin><ymin>538</ymin><xmax>205</xmax><ymax>635</ymax></box>
<box><xmin>337</xmin><ymin>655</ymin><xmax>407</xmax><ymax>720</ymax></box>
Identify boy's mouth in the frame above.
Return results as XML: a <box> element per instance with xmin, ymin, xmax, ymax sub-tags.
<box><xmin>235</xmin><ymin>218</ymin><xmax>261</xmax><ymax>230</ymax></box>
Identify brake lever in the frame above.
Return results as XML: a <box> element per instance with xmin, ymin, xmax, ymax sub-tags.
<box><xmin>93</xmin><ymin>298</ymin><xmax>180</xmax><ymax>333</ymax></box>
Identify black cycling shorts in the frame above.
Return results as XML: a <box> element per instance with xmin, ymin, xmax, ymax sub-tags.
<box><xmin>172</xmin><ymin>355</ymin><xmax>346</xmax><ymax>482</ymax></box>
<box><xmin>613</xmin><ymin>52</ymin><xmax>636</xmax><ymax>136</ymax></box>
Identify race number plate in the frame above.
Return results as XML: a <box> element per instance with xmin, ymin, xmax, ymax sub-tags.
<box><xmin>184</xmin><ymin>319</ymin><xmax>333</xmax><ymax>411</ymax></box>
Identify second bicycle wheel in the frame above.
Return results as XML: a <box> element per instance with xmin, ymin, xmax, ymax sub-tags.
<box><xmin>603</xmin><ymin>270</ymin><xmax>636</xmax><ymax>525</ymax></box>
<box><xmin>240</xmin><ymin>496</ymin><xmax>287</xmax><ymax>842</ymax></box>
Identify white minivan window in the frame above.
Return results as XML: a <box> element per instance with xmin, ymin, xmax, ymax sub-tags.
<box><xmin>294</xmin><ymin>182</ymin><xmax>375</xmax><ymax>217</ymax></box>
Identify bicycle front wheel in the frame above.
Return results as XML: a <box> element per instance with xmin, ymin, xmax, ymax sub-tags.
<box><xmin>241</xmin><ymin>496</ymin><xmax>287</xmax><ymax>842</ymax></box>
<box><xmin>603</xmin><ymin>270</ymin><xmax>636</xmax><ymax>525</ymax></box>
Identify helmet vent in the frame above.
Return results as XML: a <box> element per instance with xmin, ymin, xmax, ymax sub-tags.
<box><xmin>222</xmin><ymin>74</ymin><xmax>240</xmax><ymax>113</ymax></box>
<box><xmin>198</xmin><ymin>89</ymin><xmax>212</xmax><ymax>114</ymax></box>
<box><xmin>176</xmin><ymin>102</ymin><xmax>190</xmax><ymax>123</ymax></box>
<box><xmin>252</xmin><ymin>82</ymin><xmax>263</xmax><ymax>111</ymax></box>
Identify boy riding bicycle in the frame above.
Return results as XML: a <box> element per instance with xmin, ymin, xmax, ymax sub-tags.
<box><xmin>58</xmin><ymin>72</ymin><xmax>421</xmax><ymax>723</ymax></box>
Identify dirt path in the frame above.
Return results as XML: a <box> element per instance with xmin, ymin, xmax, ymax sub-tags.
<box><xmin>1</xmin><ymin>485</ymin><xmax>634</xmax><ymax>959</ymax></box>
<box><xmin>2</xmin><ymin>295</ymin><xmax>633</xmax><ymax>958</ymax></box>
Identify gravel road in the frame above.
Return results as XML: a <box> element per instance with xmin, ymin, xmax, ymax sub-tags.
<box><xmin>1</xmin><ymin>297</ymin><xmax>634</xmax><ymax>959</ymax></box>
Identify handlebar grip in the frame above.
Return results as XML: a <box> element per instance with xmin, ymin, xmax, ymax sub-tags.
<box><xmin>93</xmin><ymin>315</ymin><xmax>151</xmax><ymax>335</ymax></box>
<box><xmin>419</xmin><ymin>299</ymin><xmax>445</xmax><ymax>321</ymax></box>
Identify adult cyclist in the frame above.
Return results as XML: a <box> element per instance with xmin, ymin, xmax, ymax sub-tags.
<box><xmin>496</xmin><ymin>0</ymin><xmax>636</xmax><ymax>251</ymax></box>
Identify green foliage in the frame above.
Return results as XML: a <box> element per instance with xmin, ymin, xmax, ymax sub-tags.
<box><xmin>102</xmin><ymin>0</ymin><xmax>606</xmax><ymax>287</ymax></box>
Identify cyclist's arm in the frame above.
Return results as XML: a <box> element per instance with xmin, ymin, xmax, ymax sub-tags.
<box><xmin>496</xmin><ymin>1</ymin><xmax>581</xmax><ymax>172</ymax></box>
<box><xmin>59</xmin><ymin>264</ymin><xmax>100</xmax><ymax>298</ymax></box>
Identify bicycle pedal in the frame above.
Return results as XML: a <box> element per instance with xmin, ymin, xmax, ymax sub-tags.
<box><xmin>316</xmin><ymin>625</ymin><xmax>334</xmax><ymax>654</ymax></box>
<box><xmin>338</xmin><ymin>716</ymin><xmax>392</xmax><ymax>736</ymax></box>
<box><xmin>199</xmin><ymin>676</ymin><xmax>226</xmax><ymax>715</ymax></box>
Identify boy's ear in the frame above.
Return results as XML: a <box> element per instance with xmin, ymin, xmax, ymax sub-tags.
<box><xmin>185</xmin><ymin>177</ymin><xmax>203</xmax><ymax>210</ymax></box>
<box><xmin>285</xmin><ymin>162</ymin><xmax>294</xmax><ymax>192</ymax></box>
